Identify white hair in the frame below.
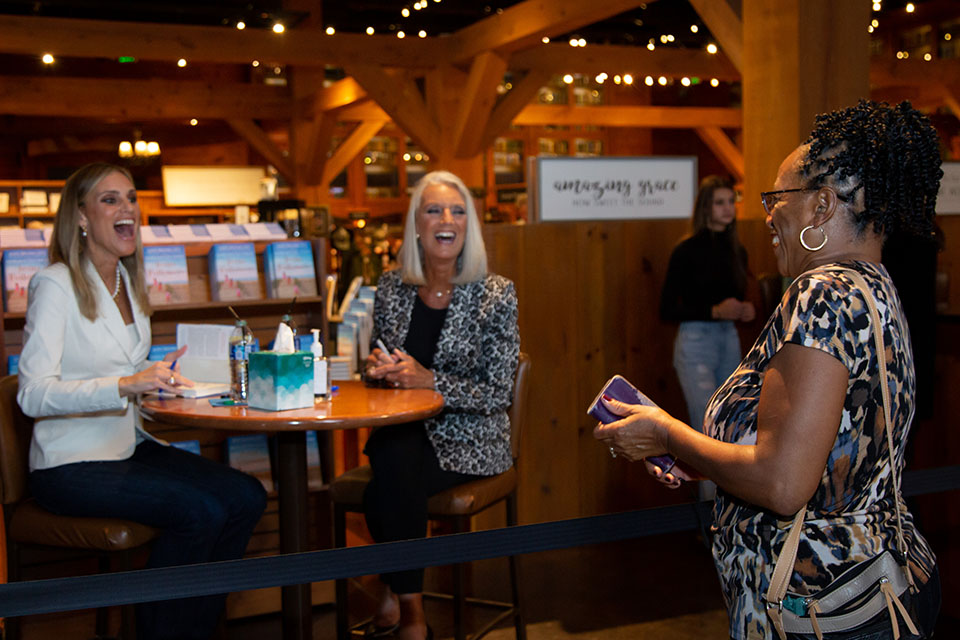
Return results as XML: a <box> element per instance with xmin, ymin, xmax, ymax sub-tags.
<box><xmin>398</xmin><ymin>170</ymin><xmax>488</xmax><ymax>285</ymax></box>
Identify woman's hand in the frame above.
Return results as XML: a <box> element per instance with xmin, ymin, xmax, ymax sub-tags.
<box><xmin>593</xmin><ymin>396</ymin><xmax>689</xmax><ymax>485</ymax></box>
<box><xmin>368</xmin><ymin>350</ymin><xmax>435</xmax><ymax>389</ymax></box>
<box><xmin>364</xmin><ymin>346</ymin><xmax>399</xmax><ymax>380</ymax></box>
<box><xmin>118</xmin><ymin>345</ymin><xmax>193</xmax><ymax>396</ymax></box>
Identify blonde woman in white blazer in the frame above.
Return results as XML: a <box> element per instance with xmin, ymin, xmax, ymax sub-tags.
<box><xmin>17</xmin><ymin>163</ymin><xmax>266</xmax><ymax>640</ymax></box>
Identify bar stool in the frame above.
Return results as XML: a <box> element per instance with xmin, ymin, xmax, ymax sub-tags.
<box><xmin>330</xmin><ymin>352</ymin><xmax>530</xmax><ymax>640</ymax></box>
<box><xmin>0</xmin><ymin>375</ymin><xmax>158</xmax><ymax>640</ymax></box>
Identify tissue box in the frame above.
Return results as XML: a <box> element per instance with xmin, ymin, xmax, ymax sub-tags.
<box><xmin>248</xmin><ymin>351</ymin><xmax>314</xmax><ymax>411</ymax></box>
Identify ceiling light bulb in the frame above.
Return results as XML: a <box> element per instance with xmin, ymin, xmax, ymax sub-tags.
<box><xmin>236</xmin><ymin>21</ymin><xmax>245</xmax><ymax>30</ymax></box>
<box><xmin>569</xmin><ymin>38</ymin><xmax>578</xmax><ymax>47</ymax></box>
<box><xmin>706</xmin><ymin>43</ymin><xmax>718</xmax><ymax>54</ymax></box>
<box><xmin>647</xmin><ymin>42</ymin><xmax>655</xmax><ymax>51</ymax></box>
<box><xmin>563</xmin><ymin>74</ymin><xmax>574</xmax><ymax>84</ymax></box>
<box><xmin>326</xmin><ymin>26</ymin><xmax>335</xmax><ymax>35</ymax></box>
<box><xmin>595</xmin><ymin>74</ymin><xmax>605</xmax><ymax>84</ymax></box>
<box><xmin>578</xmin><ymin>38</ymin><xmax>586</xmax><ymax>47</ymax></box>
<box><xmin>403</xmin><ymin>153</ymin><xmax>411</xmax><ymax>161</ymax></box>
<box><xmin>872</xmin><ymin>19</ymin><xmax>879</xmax><ymax>27</ymax></box>
<box><xmin>118</xmin><ymin>141</ymin><xmax>133</xmax><ymax>157</ymax></box>
<box><xmin>690</xmin><ymin>25</ymin><xmax>698</xmax><ymax>33</ymax></box>
<box><xmin>873</xmin><ymin>2</ymin><xmax>881</xmax><ymax>9</ymax></box>
<box><xmin>710</xmin><ymin>78</ymin><xmax>719</xmax><ymax>87</ymax></box>
<box><xmin>146</xmin><ymin>141</ymin><xmax>161</xmax><ymax>156</ymax></box>
<box><xmin>134</xmin><ymin>140</ymin><xmax>148</xmax><ymax>154</ymax></box>
<box><xmin>252</xmin><ymin>60</ymin><xmax>260</xmax><ymax>67</ymax></box>
<box><xmin>658</xmin><ymin>76</ymin><xmax>667</xmax><ymax>85</ymax></box>
<box><xmin>273</xmin><ymin>23</ymin><xmax>285</xmax><ymax>33</ymax></box>
<box><xmin>905</xmin><ymin>3</ymin><xmax>915</xmax><ymax>12</ymax></box>
<box><xmin>623</xmin><ymin>74</ymin><xmax>633</xmax><ymax>85</ymax></box>
<box><xmin>41</xmin><ymin>53</ymin><xmax>54</xmax><ymax>64</ymax></box>
<box><xmin>681</xmin><ymin>77</ymin><xmax>691</xmax><ymax>86</ymax></box>
<box><xmin>397</xmin><ymin>30</ymin><xmax>405</xmax><ymax>38</ymax></box>
<box><xmin>667</xmin><ymin>34</ymin><xmax>675</xmax><ymax>42</ymax></box>
<box><xmin>419</xmin><ymin>30</ymin><xmax>426</xmax><ymax>38</ymax></box>
<box><xmin>660</xmin><ymin>35</ymin><xmax>668</xmax><ymax>43</ymax></box>
<box><xmin>614</xmin><ymin>75</ymin><xmax>622</xmax><ymax>84</ymax></box>
<box><xmin>946</xmin><ymin>33</ymin><xmax>953</xmax><ymax>41</ymax></box>
<box><xmin>542</xmin><ymin>36</ymin><xmax>550</xmax><ymax>44</ymax></box>
<box><xmin>401</xmin><ymin>7</ymin><xmax>410</xmax><ymax>17</ymax></box>
<box><xmin>189</xmin><ymin>118</ymin><xmax>198</xmax><ymax>126</ymax></box>
<box><xmin>924</xmin><ymin>53</ymin><xmax>932</xmax><ymax>61</ymax></box>
<box><xmin>868</xmin><ymin>25</ymin><xmax>875</xmax><ymax>33</ymax></box>
<box><xmin>644</xmin><ymin>75</ymin><xmax>654</xmax><ymax>86</ymax></box>
<box><xmin>366</xmin><ymin>26</ymin><xmax>375</xmax><ymax>35</ymax></box>
<box><xmin>177</xmin><ymin>58</ymin><xmax>187</xmax><ymax>67</ymax></box>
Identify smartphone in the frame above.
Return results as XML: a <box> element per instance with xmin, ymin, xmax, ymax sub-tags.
<box><xmin>587</xmin><ymin>375</ymin><xmax>677</xmax><ymax>474</ymax></box>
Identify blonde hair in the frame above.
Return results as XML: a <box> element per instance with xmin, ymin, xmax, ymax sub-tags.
<box><xmin>49</xmin><ymin>163</ymin><xmax>151</xmax><ymax>321</ymax></box>
<box><xmin>398</xmin><ymin>171</ymin><xmax>487</xmax><ymax>285</ymax></box>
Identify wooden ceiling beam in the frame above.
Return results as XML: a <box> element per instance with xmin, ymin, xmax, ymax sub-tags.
<box><xmin>513</xmin><ymin>105</ymin><xmax>742</xmax><ymax>128</ymax></box>
<box><xmin>226</xmin><ymin>119</ymin><xmax>294</xmax><ymax>180</ymax></box>
<box><xmin>445</xmin><ymin>0</ymin><xmax>648</xmax><ymax>64</ymax></box>
<box><xmin>344</xmin><ymin>63</ymin><xmax>442</xmax><ymax>158</ymax></box>
<box><xmin>695</xmin><ymin>126</ymin><xmax>744</xmax><ymax>182</ymax></box>
<box><xmin>307</xmin><ymin>77</ymin><xmax>368</xmax><ymax>115</ymax></box>
<box><xmin>335</xmin><ymin>100</ymin><xmax>390</xmax><ymax>122</ymax></box>
<box><xmin>0</xmin><ymin>76</ymin><xmax>290</xmax><ymax>120</ymax></box>
<box><xmin>320</xmin><ymin>119</ymin><xmax>387</xmax><ymax>187</ymax></box>
<box><xmin>304</xmin><ymin>112</ymin><xmax>339</xmax><ymax>186</ymax></box>
<box><xmin>687</xmin><ymin>0</ymin><xmax>743</xmax><ymax>73</ymax></box>
<box><xmin>511</xmin><ymin>44</ymin><xmax>740</xmax><ymax>81</ymax></box>
<box><xmin>452</xmin><ymin>51</ymin><xmax>509</xmax><ymax>158</ymax></box>
<box><xmin>478</xmin><ymin>68</ymin><xmax>554</xmax><ymax>154</ymax></box>
<box><xmin>0</xmin><ymin>14</ymin><xmax>442</xmax><ymax>67</ymax></box>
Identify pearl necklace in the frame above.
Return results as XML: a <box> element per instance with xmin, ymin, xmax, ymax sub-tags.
<box><xmin>112</xmin><ymin>263</ymin><xmax>122</xmax><ymax>300</ymax></box>
<box><xmin>431</xmin><ymin>288</ymin><xmax>451</xmax><ymax>298</ymax></box>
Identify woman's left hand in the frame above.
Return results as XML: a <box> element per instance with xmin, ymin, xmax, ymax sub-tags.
<box><xmin>369</xmin><ymin>351</ymin><xmax>435</xmax><ymax>389</ymax></box>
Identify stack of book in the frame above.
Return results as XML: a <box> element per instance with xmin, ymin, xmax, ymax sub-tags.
<box><xmin>2</xmin><ymin>248</ymin><xmax>49</xmax><ymax>313</ymax></box>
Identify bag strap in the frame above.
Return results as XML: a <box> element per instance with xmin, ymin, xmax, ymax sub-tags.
<box><xmin>765</xmin><ymin>266</ymin><xmax>911</xmax><ymax>638</ymax></box>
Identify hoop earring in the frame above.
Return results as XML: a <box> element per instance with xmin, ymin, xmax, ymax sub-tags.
<box><xmin>799</xmin><ymin>225</ymin><xmax>827</xmax><ymax>251</ymax></box>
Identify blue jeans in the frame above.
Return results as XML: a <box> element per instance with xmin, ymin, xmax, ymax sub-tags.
<box><xmin>673</xmin><ymin>321</ymin><xmax>741</xmax><ymax>431</ymax></box>
<box><xmin>29</xmin><ymin>440</ymin><xmax>267</xmax><ymax>640</ymax></box>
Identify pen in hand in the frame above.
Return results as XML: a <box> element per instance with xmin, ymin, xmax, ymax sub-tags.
<box><xmin>160</xmin><ymin>358</ymin><xmax>178</xmax><ymax>398</ymax></box>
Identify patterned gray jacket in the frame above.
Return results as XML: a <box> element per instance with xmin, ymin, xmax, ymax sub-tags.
<box><xmin>372</xmin><ymin>269</ymin><xmax>519</xmax><ymax>476</ymax></box>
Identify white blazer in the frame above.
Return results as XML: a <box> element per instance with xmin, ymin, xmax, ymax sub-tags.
<box><xmin>17</xmin><ymin>260</ymin><xmax>159</xmax><ymax>471</ymax></box>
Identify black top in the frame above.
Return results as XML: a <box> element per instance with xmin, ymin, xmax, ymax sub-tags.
<box><xmin>659</xmin><ymin>228</ymin><xmax>749</xmax><ymax>323</ymax></box>
<box><xmin>403</xmin><ymin>295</ymin><xmax>449</xmax><ymax>369</ymax></box>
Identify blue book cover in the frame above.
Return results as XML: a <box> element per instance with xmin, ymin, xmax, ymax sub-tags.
<box><xmin>2</xmin><ymin>248</ymin><xmax>48</xmax><ymax>313</ymax></box>
<box><xmin>147</xmin><ymin>343</ymin><xmax>178</xmax><ymax>361</ymax></box>
<box><xmin>170</xmin><ymin>440</ymin><xmax>202</xmax><ymax>456</ymax></box>
<box><xmin>208</xmin><ymin>242</ymin><xmax>259</xmax><ymax>301</ymax></box>
<box><xmin>225</xmin><ymin>434</ymin><xmax>274</xmax><ymax>492</ymax></box>
<box><xmin>264</xmin><ymin>241</ymin><xmax>317</xmax><ymax>298</ymax></box>
<box><xmin>143</xmin><ymin>244</ymin><xmax>190</xmax><ymax>305</ymax></box>
<box><xmin>7</xmin><ymin>354</ymin><xmax>19</xmax><ymax>375</ymax></box>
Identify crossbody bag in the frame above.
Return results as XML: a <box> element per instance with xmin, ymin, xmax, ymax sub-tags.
<box><xmin>765</xmin><ymin>268</ymin><xmax>920</xmax><ymax>640</ymax></box>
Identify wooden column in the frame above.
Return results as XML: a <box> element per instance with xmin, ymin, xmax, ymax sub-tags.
<box><xmin>741</xmin><ymin>0</ymin><xmax>870</xmax><ymax>273</ymax></box>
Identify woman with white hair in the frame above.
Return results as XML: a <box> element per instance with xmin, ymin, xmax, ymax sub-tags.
<box><xmin>363</xmin><ymin>170</ymin><xmax>519</xmax><ymax>640</ymax></box>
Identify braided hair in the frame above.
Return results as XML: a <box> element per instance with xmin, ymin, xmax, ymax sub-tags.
<box><xmin>799</xmin><ymin>99</ymin><xmax>942</xmax><ymax>239</ymax></box>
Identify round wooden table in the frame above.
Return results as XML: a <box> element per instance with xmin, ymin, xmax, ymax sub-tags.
<box><xmin>140</xmin><ymin>380</ymin><xmax>444</xmax><ymax>640</ymax></box>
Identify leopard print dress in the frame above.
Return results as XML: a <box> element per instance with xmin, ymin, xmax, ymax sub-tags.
<box><xmin>707</xmin><ymin>260</ymin><xmax>936</xmax><ymax>640</ymax></box>
<box><xmin>372</xmin><ymin>269</ymin><xmax>520</xmax><ymax>476</ymax></box>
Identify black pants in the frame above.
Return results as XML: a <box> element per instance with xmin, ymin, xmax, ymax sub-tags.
<box><xmin>363</xmin><ymin>421</ymin><xmax>480</xmax><ymax>594</ymax></box>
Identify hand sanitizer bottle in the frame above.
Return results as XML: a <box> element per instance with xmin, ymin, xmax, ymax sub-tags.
<box><xmin>311</xmin><ymin>329</ymin><xmax>330</xmax><ymax>399</ymax></box>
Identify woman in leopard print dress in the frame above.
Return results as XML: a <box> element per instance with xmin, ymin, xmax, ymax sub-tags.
<box><xmin>594</xmin><ymin>101</ymin><xmax>941</xmax><ymax>639</ymax></box>
<box><xmin>362</xmin><ymin>170</ymin><xmax>519</xmax><ymax>640</ymax></box>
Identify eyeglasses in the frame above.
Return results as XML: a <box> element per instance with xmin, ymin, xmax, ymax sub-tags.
<box><xmin>759</xmin><ymin>188</ymin><xmax>816</xmax><ymax>215</ymax></box>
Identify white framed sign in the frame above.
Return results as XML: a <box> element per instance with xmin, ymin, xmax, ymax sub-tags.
<box><xmin>936</xmin><ymin>162</ymin><xmax>960</xmax><ymax>215</ymax></box>
<box><xmin>535</xmin><ymin>156</ymin><xmax>697</xmax><ymax>222</ymax></box>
